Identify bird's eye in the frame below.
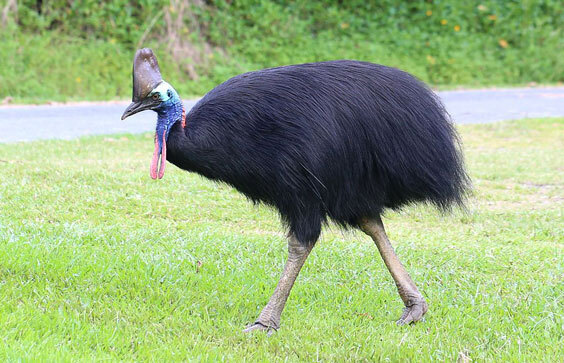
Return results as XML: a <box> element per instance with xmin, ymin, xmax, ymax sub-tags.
<box><xmin>152</xmin><ymin>93</ymin><xmax>160</xmax><ymax>101</ymax></box>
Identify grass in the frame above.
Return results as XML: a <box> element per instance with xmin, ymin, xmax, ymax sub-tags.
<box><xmin>2</xmin><ymin>28</ymin><xmax>562</xmax><ymax>105</ymax></box>
<box><xmin>0</xmin><ymin>118</ymin><xmax>563</xmax><ymax>361</ymax></box>
<box><xmin>2</xmin><ymin>1</ymin><xmax>563</xmax><ymax>103</ymax></box>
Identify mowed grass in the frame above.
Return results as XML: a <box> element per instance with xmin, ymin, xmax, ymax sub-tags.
<box><xmin>0</xmin><ymin>118</ymin><xmax>562</xmax><ymax>361</ymax></box>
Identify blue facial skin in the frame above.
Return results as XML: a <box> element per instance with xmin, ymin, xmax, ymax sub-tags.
<box><xmin>152</xmin><ymin>83</ymin><xmax>183</xmax><ymax>154</ymax></box>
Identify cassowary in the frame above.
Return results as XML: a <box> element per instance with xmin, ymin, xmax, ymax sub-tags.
<box><xmin>122</xmin><ymin>49</ymin><xmax>469</xmax><ymax>333</ymax></box>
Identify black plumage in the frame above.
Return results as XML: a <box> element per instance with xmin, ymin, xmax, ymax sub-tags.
<box><xmin>166</xmin><ymin>60</ymin><xmax>469</xmax><ymax>245</ymax></box>
<box><xmin>122</xmin><ymin>53</ymin><xmax>470</xmax><ymax>329</ymax></box>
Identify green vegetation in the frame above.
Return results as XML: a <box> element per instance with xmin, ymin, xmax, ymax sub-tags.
<box><xmin>0</xmin><ymin>118</ymin><xmax>562</xmax><ymax>360</ymax></box>
<box><xmin>1</xmin><ymin>0</ymin><xmax>563</xmax><ymax>102</ymax></box>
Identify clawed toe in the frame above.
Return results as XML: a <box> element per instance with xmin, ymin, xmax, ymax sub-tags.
<box><xmin>396</xmin><ymin>300</ymin><xmax>428</xmax><ymax>325</ymax></box>
<box><xmin>243</xmin><ymin>322</ymin><xmax>277</xmax><ymax>336</ymax></box>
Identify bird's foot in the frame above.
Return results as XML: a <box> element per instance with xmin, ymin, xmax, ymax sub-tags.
<box><xmin>243</xmin><ymin>321</ymin><xmax>278</xmax><ymax>336</ymax></box>
<box><xmin>396</xmin><ymin>299</ymin><xmax>428</xmax><ymax>325</ymax></box>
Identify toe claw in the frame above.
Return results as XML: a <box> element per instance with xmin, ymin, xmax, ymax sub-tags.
<box><xmin>396</xmin><ymin>300</ymin><xmax>428</xmax><ymax>325</ymax></box>
<box><xmin>243</xmin><ymin>322</ymin><xmax>277</xmax><ymax>336</ymax></box>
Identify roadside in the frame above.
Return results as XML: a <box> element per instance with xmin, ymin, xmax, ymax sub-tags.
<box><xmin>2</xmin><ymin>84</ymin><xmax>563</xmax><ymax>107</ymax></box>
<box><xmin>1</xmin><ymin>87</ymin><xmax>563</xmax><ymax>143</ymax></box>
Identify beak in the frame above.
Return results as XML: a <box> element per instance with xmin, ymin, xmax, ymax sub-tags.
<box><xmin>121</xmin><ymin>99</ymin><xmax>158</xmax><ymax>120</ymax></box>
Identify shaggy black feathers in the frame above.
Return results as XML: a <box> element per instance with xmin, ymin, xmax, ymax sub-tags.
<box><xmin>166</xmin><ymin>60</ymin><xmax>470</xmax><ymax>245</ymax></box>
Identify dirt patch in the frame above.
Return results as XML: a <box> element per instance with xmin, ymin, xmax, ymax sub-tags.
<box><xmin>478</xmin><ymin>181</ymin><xmax>564</xmax><ymax>211</ymax></box>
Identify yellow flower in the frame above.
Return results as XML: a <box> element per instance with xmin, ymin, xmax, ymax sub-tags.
<box><xmin>498</xmin><ymin>39</ymin><xmax>508</xmax><ymax>48</ymax></box>
<box><xmin>109</xmin><ymin>38</ymin><xmax>116</xmax><ymax>44</ymax></box>
<box><xmin>454</xmin><ymin>25</ymin><xmax>461</xmax><ymax>32</ymax></box>
<box><xmin>340</xmin><ymin>22</ymin><xmax>349</xmax><ymax>29</ymax></box>
<box><xmin>426</xmin><ymin>10</ymin><xmax>432</xmax><ymax>16</ymax></box>
<box><xmin>488</xmin><ymin>14</ymin><xmax>497</xmax><ymax>21</ymax></box>
<box><xmin>75</xmin><ymin>77</ymin><xmax>82</xmax><ymax>83</ymax></box>
<box><xmin>441</xmin><ymin>19</ymin><xmax>448</xmax><ymax>25</ymax></box>
<box><xmin>426</xmin><ymin>55</ymin><xmax>436</xmax><ymax>65</ymax></box>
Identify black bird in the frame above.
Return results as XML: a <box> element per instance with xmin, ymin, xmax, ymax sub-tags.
<box><xmin>122</xmin><ymin>49</ymin><xmax>469</xmax><ymax>333</ymax></box>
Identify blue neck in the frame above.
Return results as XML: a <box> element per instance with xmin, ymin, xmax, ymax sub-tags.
<box><xmin>154</xmin><ymin>93</ymin><xmax>183</xmax><ymax>154</ymax></box>
<box><xmin>156</xmin><ymin>96</ymin><xmax>183</xmax><ymax>130</ymax></box>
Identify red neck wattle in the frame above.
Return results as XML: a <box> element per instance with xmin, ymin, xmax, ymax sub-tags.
<box><xmin>150</xmin><ymin>132</ymin><xmax>167</xmax><ymax>179</ymax></box>
<box><xmin>150</xmin><ymin>106</ymin><xmax>184</xmax><ymax>180</ymax></box>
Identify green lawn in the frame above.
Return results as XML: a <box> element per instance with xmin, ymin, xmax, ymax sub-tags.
<box><xmin>0</xmin><ymin>119</ymin><xmax>562</xmax><ymax>361</ymax></box>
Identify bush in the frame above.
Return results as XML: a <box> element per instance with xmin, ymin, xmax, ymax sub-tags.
<box><xmin>1</xmin><ymin>0</ymin><xmax>563</xmax><ymax>101</ymax></box>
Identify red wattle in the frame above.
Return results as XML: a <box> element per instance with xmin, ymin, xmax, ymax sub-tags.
<box><xmin>150</xmin><ymin>134</ymin><xmax>160</xmax><ymax>179</ymax></box>
<box><xmin>181</xmin><ymin>106</ymin><xmax>186</xmax><ymax>128</ymax></box>
<box><xmin>158</xmin><ymin>132</ymin><xmax>167</xmax><ymax>179</ymax></box>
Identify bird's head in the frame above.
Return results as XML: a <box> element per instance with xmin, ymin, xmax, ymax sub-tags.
<box><xmin>121</xmin><ymin>48</ymin><xmax>184</xmax><ymax>179</ymax></box>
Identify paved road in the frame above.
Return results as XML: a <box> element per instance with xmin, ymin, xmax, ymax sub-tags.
<box><xmin>1</xmin><ymin>87</ymin><xmax>563</xmax><ymax>143</ymax></box>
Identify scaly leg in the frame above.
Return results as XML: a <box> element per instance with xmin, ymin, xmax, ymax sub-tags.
<box><xmin>243</xmin><ymin>234</ymin><xmax>312</xmax><ymax>334</ymax></box>
<box><xmin>359</xmin><ymin>216</ymin><xmax>428</xmax><ymax>325</ymax></box>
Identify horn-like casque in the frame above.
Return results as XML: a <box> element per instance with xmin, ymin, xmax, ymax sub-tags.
<box><xmin>132</xmin><ymin>48</ymin><xmax>163</xmax><ymax>102</ymax></box>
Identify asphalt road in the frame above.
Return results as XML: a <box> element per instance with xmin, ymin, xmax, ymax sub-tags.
<box><xmin>1</xmin><ymin>87</ymin><xmax>563</xmax><ymax>143</ymax></box>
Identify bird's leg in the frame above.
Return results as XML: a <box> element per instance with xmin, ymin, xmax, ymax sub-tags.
<box><xmin>243</xmin><ymin>234</ymin><xmax>312</xmax><ymax>334</ymax></box>
<box><xmin>359</xmin><ymin>216</ymin><xmax>428</xmax><ymax>325</ymax></box>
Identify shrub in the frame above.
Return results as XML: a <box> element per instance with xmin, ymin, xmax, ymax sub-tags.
<box><xmin>1</xmin><ymin>0</ymin><xmax>562</xmax><ymax>101</ymax></box>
